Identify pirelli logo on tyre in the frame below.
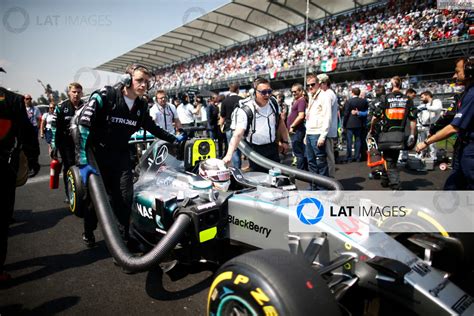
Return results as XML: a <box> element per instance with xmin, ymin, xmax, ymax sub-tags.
<box><xmin>207</xmin><ymin>271</ymin><xmax>279</xmax><ymax>316</ymax></box>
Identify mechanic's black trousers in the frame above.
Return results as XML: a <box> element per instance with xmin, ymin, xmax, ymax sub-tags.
<box><xmin>0</xmin><ymin>158</ymin><xmax>16</xmax><ymax>271</ymax></box>
<box><xmin>94</xmin><ymin>148</ymin><xmax>133</xmax><ymax>240</ymax></box>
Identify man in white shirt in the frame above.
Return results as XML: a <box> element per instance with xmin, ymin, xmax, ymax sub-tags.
<box><xmin>318</xmin><ymin>74</ymin><xmax>339</xmax><ymax>178</ymax></box>
<box><xmin>223</xmin><ymin>78</ymin><xmax>289</xmax><ymax>172</ymax></box>
<box><xmin>149</xmin><ymin>90</ymin><xmax>181</xmax><ymax>134</ymax></box>
<box><xmin>176</xmin><ymin>94</ymin><xmax>195</xmax><ymax>127</ymax></box>
<box><xmin>305</xmin><ymin>73</ymin><xmax>332</xmax><ymax>189</ymax></box>
<box><xmin>417</xmin><ymin>90</ymin><xmax>443</xmax><ymax>159</ymax></box>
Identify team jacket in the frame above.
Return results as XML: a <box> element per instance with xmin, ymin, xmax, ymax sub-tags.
<box><xmin>374</xmin><ymin>91</ymin><xmax>416</xmax><ymax>132</ymax></box>
<box><xmin>0</xmin><ymin>87</ymin><xmax>35</xmax><ymax>161</ymax></box>
<box><xmin>75</xmin><ymin>86</ymin><xmax>176</xmax><ymax>165</ymax></box>
<box><xmin>51</xmin><ymin>99</ymin><xmax>84</xmax><ymax>149</ymax></box>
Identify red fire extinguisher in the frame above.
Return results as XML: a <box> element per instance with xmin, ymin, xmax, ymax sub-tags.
<box><xmin>50</xmin><ymin>159</ymin><xmax>62</xmax><ymax>189</ymax></box>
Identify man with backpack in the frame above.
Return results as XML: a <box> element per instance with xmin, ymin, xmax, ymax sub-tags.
<box><xmin>223</xmin><ymin>78</ymin><xmax>289</xmax><ymax>173</ymax></box>
<box><xmin>149</xmin><ymin>89</ymin><xmax>181</xmax><ymax>134</ymax></box>
<box><xmin>73</xmin><ymin>64</ymin><xmax>184</xmax><ymax>247</ymax></box>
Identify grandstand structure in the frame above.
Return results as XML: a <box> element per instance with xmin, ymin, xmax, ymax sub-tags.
<box><xmin>96</xmin><ymin>0</ymin><xmax>474</xmax><ymax>94</ymax></box>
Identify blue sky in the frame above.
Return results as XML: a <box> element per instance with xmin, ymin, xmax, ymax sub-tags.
<box><xmin>0</xmin><ymin>0</ymin><xmax>228</xmax><ymax>99</ymax></box>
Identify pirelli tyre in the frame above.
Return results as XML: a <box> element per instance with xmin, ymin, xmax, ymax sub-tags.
<box><xmin>67</xmin><ymin>166</ymin><xmax>88</xmax><ymax>218</ymax></box>
<box><xmin>207</xmin><ymin>249</ymin><xmax>341</xmax><ymax>316</ymax></box>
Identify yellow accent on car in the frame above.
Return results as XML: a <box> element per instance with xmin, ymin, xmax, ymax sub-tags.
<box><xmin>199</xmin><ymin>226</ymin><xmax>217</xmax><ymax>243</ymax></box>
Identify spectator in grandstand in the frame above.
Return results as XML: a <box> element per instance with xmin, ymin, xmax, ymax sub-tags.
<box><xmin>176</xmin><ymin>94</ymin><xmax>195</xmax><ymax>128</ymax></box>
<box><xmin>343</xmin><ymin>87</ymin><xmax>368</xmax><ymax>163</ymax></box>
<box><xmin>287</xmin><ymin>83</ymin><xmax>307</xmax><ymax>171</ymax></box>
<box><xmin>220</xmin><ymin>83</ymin><xmax>243</xmax><ymax>168</ymax></box>
<box><xmin>24</xmin><ymin>94</ymin><xmax>41</xmax><ymax>177</ymax></box>
<box><xmin>416</xmin><ymin>57</ymin><xmax>474</xmax><ymax>190</ymax></box>
<box><xmin>318</xmin><ymin>74</ymin><xmax>339</xmax><ymax>177</ymax></box>
<box><xmin>416</xmin><ymin>90</ymin><xmax>443</xmax><ymax>160</ymax></box>
<box><xmin>154</xmin><ymin>1</ymin><xmax>469</xmax><ymax>91</ymax></box>
<box><xmin>305</xmin><ymin>73</ymin><xmax>331</xmax><ymax>189</ymax></box>
<box><xmin>370</xmin><ymin>76</ymin><xmax>417</xmax><ymax>190</ymax></box>
<box><xmin>223</xmin><ymin>78</ymin><xmax>289</xmax><ymax>172</ymax></box>
<box><xmin>149</xmin><ymin>90</ymin><xmax>182</xmax><ymax>134</ymax></box>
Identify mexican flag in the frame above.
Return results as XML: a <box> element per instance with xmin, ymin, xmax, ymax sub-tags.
<box><xmin>269</xmin><ymin>67</ymin><xmax>278</xmax><ymax>79</ymax></box>
<box><xmin>320</xmin><ymin>58</ymin><xmax>338</xmax><ymax>72</ymax></box>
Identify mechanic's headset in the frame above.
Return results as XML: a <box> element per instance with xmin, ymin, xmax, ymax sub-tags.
<box><xmin>464</xmin><ymin>56</ymin><xmax>474</xmax><ymax>80</ymax></box>
<box><xmin>120</xmin><ymin>64</ymin><xmax>151</xmax><ymax>89</ymax></box>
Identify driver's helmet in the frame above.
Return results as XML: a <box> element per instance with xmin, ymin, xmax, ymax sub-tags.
<box><xmin>199</xmin><ymin>158</ymin><xmax>231</xmax><ymax>191</ymax></box>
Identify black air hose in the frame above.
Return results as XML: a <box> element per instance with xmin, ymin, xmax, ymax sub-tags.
<box><xmin>87</xmin><ymin>159</ymin><xmax>191</xmax><ymax>272</ymax></box>
<box><xmin>238</xmin><ymin>140</ymin><xmax>343</xmax><ymax>192</ymax></box>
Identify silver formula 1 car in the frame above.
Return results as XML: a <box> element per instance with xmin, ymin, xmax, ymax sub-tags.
<box><xmin>68</xmin><ymin>136</ymin><xmax>473</xmax><ymax>315</ymax></box>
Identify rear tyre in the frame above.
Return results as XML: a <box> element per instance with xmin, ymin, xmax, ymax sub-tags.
<box><xmin>207</xmin><ymin>249</ymin><xmax>341</xmax><ymax>316</ymax></box>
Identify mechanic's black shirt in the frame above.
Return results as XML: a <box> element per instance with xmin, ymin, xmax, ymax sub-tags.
<box><xmin>76</xmin><ymin>86</ymin><xmax>176</xmax><ymax>165</ymax></box>
<box><xmin>52</xmin><ymin>99</ymin><xmax>84</xmax><ymax>148</ymax></box>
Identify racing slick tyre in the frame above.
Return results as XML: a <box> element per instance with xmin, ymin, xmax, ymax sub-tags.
<box><xmin>67</xmin><ymin>166</ymin><xmax>88</xmax><ymax>218</ymax></box>
<box><xmin>207</xmin><ymin>249</ymin><xmax>341</xmax><ymax>316</ymax></box>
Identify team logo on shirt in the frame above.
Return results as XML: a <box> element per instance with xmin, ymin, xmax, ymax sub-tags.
<box><xmin>110</xmin><ymin>116</ymin><xmax>137</xmax><ymax>126</ymax></box>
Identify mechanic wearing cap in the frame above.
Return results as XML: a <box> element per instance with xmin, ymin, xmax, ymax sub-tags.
<box><xmin>73</xmin><ymin>64</ymin><xmax>185</xmax><ymax>247</ymax></box>
<box><xmin>416</xmin><ymin>57</ymin><xmax>474</xmax><ymax>190</ymax></box>
<box><xmin>370</xmin><ymin>76</ymin><xmax>417</xmax><ymax>190</ymax></box>
<box><xmin>223</xmin><ymin>77</ymin><xmax>289</xmax><ymax>173</ymax></box>
<box><xmin>0</xmin><ymin>68</ymin><xmax>37</xmax><ymax>281</ymax></box>
<box><xmin>51</xmin><ymin>82</ymin><xmax>84</xmax><ymax>204</ymax></box>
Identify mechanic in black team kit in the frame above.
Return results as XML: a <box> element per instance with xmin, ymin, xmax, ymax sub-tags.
<box><xmin>74</xmin><ymin>64</ymin><xmax>185</xmax><ymax>247</ymax></box>
<box><xmin>51</xmin><ymin>82</ymin><xmax>84</xmax><ymax>203</ymax></box>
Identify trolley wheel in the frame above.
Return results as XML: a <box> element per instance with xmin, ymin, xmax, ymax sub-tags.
<box><xmin>439</xmin><ymin>163</ymin><xmax>448</xmax><ymax>171</ymax></box>
<box><xmin>207</xmin><ymin>249</ymin><xmax>341</xmax><ymax>316</ymax></box>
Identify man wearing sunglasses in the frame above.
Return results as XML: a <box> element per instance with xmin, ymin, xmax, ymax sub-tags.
<box><xmin>305</xmin><ymin>73</ymin><xmax>332</xmax><ymax>189</ymax></box>
<box><xmin>73</xmin><ymin>64</ymin><xmax>184</xmax><ymax>248</ymax></box>
<box><xmin>224</xmin><ymin>78</ymin><xmax>289</xmax><ymax>172</ymax></box>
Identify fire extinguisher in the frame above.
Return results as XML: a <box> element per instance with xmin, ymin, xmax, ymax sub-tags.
<box><xmin>50</xmin><ymin>159</ymin><xmax>62</xmax><ymax>189</ymax></box>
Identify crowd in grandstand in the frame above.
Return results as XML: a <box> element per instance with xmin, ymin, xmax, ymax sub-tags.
<box><xmin>155</xmin><ymin>0</ymin><xmax>471</xmax><ymax>90</ymax></box>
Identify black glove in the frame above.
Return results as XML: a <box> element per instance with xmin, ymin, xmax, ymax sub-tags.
<box><xmin>50</xmin><ymin>148</ymin><xmax>58</xmax><ymax>160</ymax></box>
